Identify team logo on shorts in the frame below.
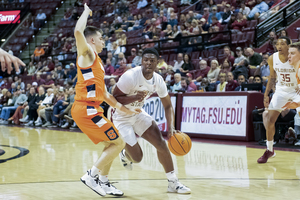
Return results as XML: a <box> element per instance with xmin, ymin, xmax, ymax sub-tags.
<box><xmin>105</xmin><ymin>127</ymin><xmax>119</xmax><ymax>140</ymax></box>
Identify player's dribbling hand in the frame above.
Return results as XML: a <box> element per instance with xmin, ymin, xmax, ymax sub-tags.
<box><xmin>282</xmin><ymin>101</ymin><xmax>300</xmax><ymax>109</ymax></box>
<box><xmin>84</xmin><ymin>3</ymin><xmax>92</xmax><ymax>16</ymax></box>
<box><xmin>263</xmin><ymin>95</ymin><xmax>269</xmax><ymax>108</ymax></box>
<box><xmin>167</xmin><ymin>127</ymin><xmax>178</xmax><ymax>139</ymax></box>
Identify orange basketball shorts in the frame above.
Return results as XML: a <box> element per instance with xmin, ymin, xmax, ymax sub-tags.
<box><xmin>71</xmin><ymin>101</ymin><xmax>119</xmax><ymax>144</ymax></box>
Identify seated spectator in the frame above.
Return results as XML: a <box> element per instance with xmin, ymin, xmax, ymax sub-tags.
<box><xmin>0</xmin><ymin>89</ymin><xmax>12</xmax><ymax>107</ymax></box>
<box><xmin>247</xmin><ymin>0</ymin><xmax>269</xmax><ymax>20</ymax></box>
<box><xmin>31</xmin><ymin>46</ymin><xmax>45</xmax><ymax>62</ymax></box>
<box><xmin>36</xmin><ymin>74</ymin><xmax>46</xmax><ymax>86</ymax></box>
<box><xmin>171</xmin><ymin>73</ymin><xmax>182</xmax><ymax>93</ymax></box>
<box><xmin>63</xmin><ymin>8</ymin><xmax>72</xmax><ymax>20</ymax></box>
<box><xmin>220</xmin><ymin>60</ymin><xmax>232</xmax><ymax>75</ymax></box>
<box><xmin>52</xmin><ymin>65</ymin><xmax>65</xmax><ymax>80</ymax></box>
<box><xmin>245</xmin><ymin>47</ymin><xmax>263</xmax><ymax>68</ymax></box>
<box><xmin>54</xmin><ymin>58</ymin><xmax>62</xmax><ymax>68</ymax></box>
<box><xmin>186</xmin><ymin>11</ymin><xmax>195</xmax><ymax>23</ymax></box>
<box><xmin>15</xmin><ymin>77</ymin><xmax>25</xmax><ymax>91</ymax></box>
<box><xmin>116</xmin><ymin>53</ymin><xmax>127</xmax><ymax>69</ymax></box>
<box><xmin>127</xmin><ymin>48</ymin><xmax>136</xmax><ymax>63</ymax></box>
<box><xmin>34</xmin><ymin>88</ymin><xmax>54</xmax><ymax>126</ymax></box>
<box><xmin>62</xmin><ymin>38</ymin><xmax>73</xmax><ymax>53</ymax></box>
<box><xmin>253</xmin><ymin>75</ymin><xmax>266</xmax><ymax>93</ymax></box>
<box><xmin>158</xmin><ymin>56</ymin><xmax>168</xmax><ymax>71</ymax></box>
<box><xmin>9</xmin><ymin>83</ymin><xmax>17</xmax><ymax>94</ymax></box>
<box><xmin>52</xmin><ymin>37</ymin><xmax>62</xmax><ymax>55</ymax></box>
<box><xmin>235</xmin><ymin>74</ymin><xmax>247</xmax><ymax>91</ymax></box>
<box><xmin>173</xmin><ymin>53</ymin><xmax>184</xmax><ymax>72</ymax></box>
<box><xmin>107</xmin><ymin>52</ymin><xmax>117</xmax><ymax>67</ymax></box>
<box><xmin>165</xmin><ymin>65</ymin><xmax>175</xmax><ymax>87</ymax></box>
<box><xmin>195</xmin><ymin>60</ymin><xmax>210</xmax><ymax>82</ymax></box>
<box><xmin>12</xmin><ymin>87</ymin><xmax>36</xmax><ymax>124</ymax></box>
<box><xmin>71</xmin><ymin>8</ymin><xmax>79</xmax><ymax>20</ymax></box>
<box><xmin>0</xmin><ymin>90</ymin><xmax>27</xmax><ymax>124</ymax></box>
<box><xmin>132</xmin><ymin>49</ymin><xmax>143</xmax><ymax>66</ymax></box>
<box><xmin>254</xmin><ymin>53</ymin><xmax>270</xmax><ymax>78</ymax></box>
<box><xmin>42</xmin><ymin>75</ymin><xmax>55</xmax><ymax>89</ymax></box>
<box><xmin>209</xmin><ymin>26</ymin><xmax>223</xmax><ymax>42</ymax></box>
<box><xmin>112</xmin><ymin>63</ymin><xmax>127</xmax><ymax>78</ymax></box>
<box><xmin>225</xmin><ymin>72</ymin><xmax>239</xmax><ymax>91</ymax></box>
<box><xmin>216</xmin><ymin>73</ymin><xmax>227</xmax><ymax>92</ymax></box>
<box><xmin>180</xmin><ymin>54</ymin><xmax>193</xmax><ymax>76</ymax></box>
<box><xmin>207</xmin><ymin>60</ymin><xmax>220</xmax><ymax>83</ymax></box>
<box><xmin>221</xmin><ymin>4</ymin><xmax>232</xmax><ymax>24</ymax></box>
<box><xmin>266</xmin><ymin>31</ymin><xmax>276</xmax><ymax>54</ymax></box>
<box><xmin>180</xmin><ymin>77</ymin><xmax>196</xmax><ymax>92</ymax></box>
<box><xmin>59</xmin><ymin>87</ymin><xmax>76</xmax><ymax>128</ymax></box>
<box><xmin>202</xmin><ymin>8</ymin><xmax>210</xmax><ymax>22</ymax></box>
<box><xmin>211</xmin><ymin>16</ymin><xmax>221</xmax><ymax>29</ymax></box>
<box><xmin>168</xmin><ymin>13</ymin><xmax>178</xmax><ymax>28</ymax></box>
<box><xmin>105</xmin><ymin>59</ymin><xmax>115</xmax><ymax>75</ymax></box>
<box><xmin>234</xmin><ymin>47</ymin><xmax>246</xmax><ymax>67</ymax></box>
<box><xmin>186</xmin><ymin>73</ymin><xmax>197</xmax><ymax>90</ymax></box>
<box><xmin>66</xmin><ymin>63</ymin><xmax>77</xmax><ymax>83</ymax></box>
<box><xmin>164</xmin><ymin>24</ymin><xmax>173</xmax><ymax>38</ymax></box>
<box><xmin>208</xmin><ymin>6</ymin><xmax>222</xmax><ymax>25</ymax></box>
<box><xmin>114</xmin><ymin>41</ymin><xmax>126</xmax><ymax>57</ymax></box>
<box><xmin>108</xmin><ymin>78</ymin><xmax>117</xmax><ymax>94</ymax></box>
<box><xmin>179</xmin><ymin>14</ymin><xmax>186</xmax><ymax>25</ymax></box>
<box><xmin>118</xmin><ymin>33</ymin><xmax>127</xmax><ymax>45</ymax></box>
<box><xmin>169</xmin><ymin>25</ymin><xmax>182</xmax><ymax>41</ymax></box>
<box><xmin>232</xmin><ymin>59</ymin><xmax>249</xmax><ymax>79</ymax></box>
<box><xmin>231</xmin><ymin>12</ymin><xmax>247</xmax><ymax>33</ymax></box>
<box><xmin>223</xmin><ymin>46</ymin><xmax>235</xmax><ymax>66</ymax></box>
<box><xmin>35</xmin><ymin>9</ymin><xmax>46</xmax><ymax>27</ymax></box>
<box><xmin>240</xmin><ymin>2</ymin><xmax>251</xmax><ymax>17</ymax></box>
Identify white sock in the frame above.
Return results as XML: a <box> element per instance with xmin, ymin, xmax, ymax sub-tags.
<box><xmin>99</xmin><ymin>175</ymin><xmax>108</xmax><ymax>183</ymax></box>
<box><xmin>267</xmin><ymin>140</ymin><xmax>273</xmax><ymax>152</ymax></box>
<box><xmin>166</xmin><ymin>171</ymin><xmax>177</xmax><ymax>181</ymax></box>
<box><xmin>90</xmin><ymin>166</ymin><xmax>100</xmax><ymax>177</ymax></box>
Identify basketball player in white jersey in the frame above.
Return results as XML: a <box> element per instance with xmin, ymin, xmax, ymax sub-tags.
<box><xmin>112</xmin><ymin>48</ymin><xmax>191</xmax><ymax>194</ymax></box>
<box><xmin>257</xmin><ymin>37</ymin><xmax>300</xmax><ymax>163</ymax></box>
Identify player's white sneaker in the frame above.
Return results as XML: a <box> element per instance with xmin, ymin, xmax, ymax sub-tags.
<box><xmin>119</xmin><ymin>149</ymin><xmax>132</xmax><ymax>171</ymax></box>
<box><xmin>168</xmin><ymin>179</ymin><xmax>191</xmax><ymax>194</ymax></box>
<box><xmin>80</xmin><ymin>170</ymin><xmax>106</xmax><ymax>196</ymax></box>
<box><xmin>101</xmin><ymin>181</ymin><xmax>124</xmax><ymax>196</ymax></box>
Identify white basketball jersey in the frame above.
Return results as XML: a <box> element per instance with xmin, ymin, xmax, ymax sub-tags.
<box><xmin>273</xmin><ymin>52</ymin><xmax>297</xmax><ymax>92</ymax></box>
<box><xmin>115</xmin><ymin>66</ymin><xmax>168</xmax><ymax>117</ymax></box>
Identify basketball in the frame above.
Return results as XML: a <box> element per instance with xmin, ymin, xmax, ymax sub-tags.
<box><xmin>168</xmin><ymin>132</ymin><xmax>192</xmax><ymax>156</ymax></box>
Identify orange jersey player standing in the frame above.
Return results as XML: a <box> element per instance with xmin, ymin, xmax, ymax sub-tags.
<box><xmin>71</xmin><ymin>3</ymin><xmax>139</xmax><ymax>197</ymax></box>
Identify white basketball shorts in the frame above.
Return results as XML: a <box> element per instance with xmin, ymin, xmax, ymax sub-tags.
<box><xmin>112</xmin><ymin>110</ymin><xmax>153</xmax><ymax>147</ymax></box>
<box><xmin>269</xmin><ymin>89</ymin><xmax>300</xmax><ymax>112</ymax></box>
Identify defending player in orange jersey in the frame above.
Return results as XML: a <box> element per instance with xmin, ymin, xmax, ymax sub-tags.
<box><xmin>71</xmin><ymin>4</ymin><xmax>139</xmax><ymax>197</ymax></box>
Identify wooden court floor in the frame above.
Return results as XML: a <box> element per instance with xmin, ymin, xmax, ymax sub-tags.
<box><xmin>0</xmin><ymin>126</ymin><xmax>300</xmax><ymax>200</ymax></box>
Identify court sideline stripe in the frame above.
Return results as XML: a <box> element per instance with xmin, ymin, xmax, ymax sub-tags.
<box><xmin>1</xmin><ymin>178</ymin><xmax>300</xmax><ymax>185</ymax></box>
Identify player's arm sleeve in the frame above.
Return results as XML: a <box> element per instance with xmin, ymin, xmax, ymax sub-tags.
<box><xmin>156</xmin><ymin>75</ymin><xmax>169</xmax><ymax>98</ymax></box>
<box><xmin>116</xmin><ymin>71</ymin><xmax>135</xmax><ymax>94</ymax></box>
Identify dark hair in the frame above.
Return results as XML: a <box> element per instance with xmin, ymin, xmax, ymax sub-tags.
<box><xmin>142</xmin><ymin>48</ymin><xmax>159</xmax><ymax>59</ymax></box>
<box><xmin>289</xmin><ymin>42</ymin><xmax>300</xmax><ymax>52</ymax></box>
<box><xmin>181</xmin><ymin>77</ymin><xmax>190</xmax><ymax>85</ymax></box>
<box><xmin>224</xmin><ymin>45</ymin><xmax>231</xmax><ymax>50</ymax></box>
<box><xmin>84</xmin><ymin>26</ymin><xmax>103</xmax><ymax>38</ymax></box>
<box><xmin>238</xmin><ymin>74</ymin><xmax>245</xmax><ymax>79</ymax></box>
<box><xmin>243</xmin><ymin>59</ymin><xmax>249</xmax><ymax>67</ymax></box>
<box><xmin>211</xmin><ymin>16</ymin><xmax>218</xmax><ymax>21</ymax></box>
<box><xmin>254</xmin><ymin>75</ymin><xmax>262</xmax><ymax>81</ymax></box>
<box><xmin>183</xmin><ymin>54</ymin><xmax>190</xmax><ymax>63</ymax></box>
<box><xmin>278</xmin><ymin>36</ymin><xmax>291</xmax><ymax>45</ymax></box>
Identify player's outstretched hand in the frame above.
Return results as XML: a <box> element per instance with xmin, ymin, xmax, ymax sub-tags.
<box><xmin>0</xmin><ymin>48</ymin><xmax>25</xmax><ymax>74</ymax></box>
<box><xmin>282</xmin><ymin>101</ymin><xmax>300</xmax><ymax>109</ymax></box>
<box><xmin>263</xmin><ymin>95</ymin><xmax>269</xmax><ymax>108</ymax></box>
<box><xmin>84</xmin><ymin>3</ymin><xmax>92</xmax><ymax>16</ymax></box>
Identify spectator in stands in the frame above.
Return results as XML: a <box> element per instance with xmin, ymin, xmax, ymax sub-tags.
<box><xmin>139</xmin><ymin>12</ymin><xmax>148</xmax><ymax>27</ymax></box>
<box><xmin>221</xmin><ymin>4</ymin><xmax>232</xmax><ymax>24</ymax></box>
<box><xmin>202</xmin><ymin>8</ymin><xmax>210</xmax><ymax>22</ymax></box>
<box><xmin>107</xmin><ymin>52</ymin><xmax>117</xmax><ymax>67</ymax></box>
<box><xmin>158</xmin><ymin>56</ymin><xmax>168</xmax><ymax>71</ymax></box>
<box><xmin>180</xmin><ymin>77</ymin><xmax>196</xmax><ymax>92</ymax></box>
<box><xmin>67</xmin><ymin>63</ymin><xmax>77</xmax><ymax>82</ymax></box>
<box><xmin>71</xmin><ymin>8</ymin><xmax>79</xmax><ymax>20</ymax></box>
<box><xmin>186</xmin><ymin>73</ymin><xmax>197</xmax><ymax>90</ymax></box>
<box><xmin>35</xmin><ymin>9</ymin><xmax>46</xmax><ymax>27</ymax></box>
<box><xmin>62</xmin><ymin>38</ymin><xmax>73</xmax><ymax>53</ymax></box>
<box><xmin>253</xmin><ymin>75</ymin><xmax>266</xmax><ymax>93</ymax></box>
<box><xmin>15</xmin><ymin>77</ymin><xmax>25</xmax><ymax>91</ymax></box>
<box><xmin>0</xmin><ymin>89</ymin><xmax>12</xmax><ymax>107</ymax></box>
<box><xmin>112</xmin><ymin>62</ymin><xmax>127</xmax><ymax>78</ymax></box>
<box><xmin>240</xmin><ymin>2</ymin><xmax>251</xmax><ymax>17</ymax></box>
<box><xmin>211</xmin><ymin>16</ymin><xmax>221</xmax><ymax>29</ymax></box>
<box><xmin>278</xmin><ymin>29</ymin><xmax>288</xmax><ymax>37</ymax></box>
<box><xmin>32</xmin><ymin>46</ymin><xmax>45</xmax><ymax>62</ymax></box>
<box><xmin>42</xmin><ymin>75</ymin><xmax>55</xmax><ymax>89</ymax></box>
<box><xmin>247</xmin><ymin>0</ymin><xmax>269</xmax><ymax>20</ymax></box>
<box><xmin>208</xmin><ymin>6</ymin><xmax>222</xmax><ymax>25</ymax></box>
<box><xmin>173</xmin><ymin>53</ymin><xmax>184</xmax><ymax>72</ymax></box>
<box><xmin>195</xmin><ymin>60</ymin><xmax>210</xmax><ymax>82</ymax></box>
<box><xmin>52</xmin><ymin>65</ymin><xmax>65</xmax><ymax>80</ymax></box>
<box><xmin>60</xmin><ymin>88</ymin><xmax>76</xmax><ymax>129</ymax></box>
<box><xmin>235</xmin><ymin>74</ymin><xmax>247</xmax><ymax>91</ymax></box>
<box><xmin>137</xmin><ymin>0</ymin><xmax>148</xmax><ymax>9</ymax></box>
<box><xmin>105</xmin><ymin>59</ymin><xmax>115</xmax><ymax>76</ymax></box>
<box><xmin>0</xmin><ymin>89</ymin><xmax>27</xmax><ymax>124</ymax></box>
<box><xmin>216</xmin><ymin>73</ymin><xmax>227</xmax><ymax>92</ymax></box>
<box><xmin>9</xmin><ymin>83</ymin><xmax>17</xmax><ymax>94</ymax></box>
<box><xmin>127</xmin><ymin>48</ymin><xmax>136</xmax><ymax>63</ymax></box>
<box><xmin>199</xmin><ymin>18</ymin><xmax>209</xmax><ymax>32</ymax></box>
<box><xmin>245</xmin><ymin>47</ymin><xmax>263</xmax><ymax>68</ymax></box>
<box><xmin>179</xmin><ymin>14</ymin><xmax>186</xmax><ymax>25</ymax></box>
<box><xmin>36</xmin><ymin>74</ymin><xmax>45</xmax><ymax>87</ymax></box>
<box><xmin>220</xmin><ymin>60</ymin><xmax>232</xmax><ymax>74</ymax></box>
<box><xmin>34</xmin><ymin>88</ymin><xmax>54</xmax><ymax>126</ymax></box>
<box><xmin>225</xmin><ymin>72</ymin><xmax>239</xmax><ymax>91</ymax></box>
<box><xmin>168</xmin><ymin>13</ymin><xmax>178</xmax><ymax>27</ymax></box>
<box><xmin>132</xmin><ymin>49</ymin><xmax>143</xmax><ymax>66</ymax></box>
<box><xmin>266</xmin><ymin>31</ymin><xmax>276</xmax><ymax>54</ymax></box>
<box><xmin>54</xmin><ymin>58</ymin><xmax>62</xmax><ymax>68</ymax></box>
<box><xmin>108</xmin><ymin>78</ymin><xmax>116</xmax><ymax>94</ymax></box>
<box><xmin>171</xmin><ymin>73</ymin><xmax>182</xmax><ymax>93</ymax></box>
<box><xmin>164</xmin><ymin>24</ymin><xmax>173</xmax><ymax>38</ymax></box>
<box><xmin>63</xmin><ymin>8</ymin><xmax>72</xmax><ymax>20</ymax></box>
<box><xmin>116</xmin><ymin>53</ymin><xmax>127</xmax><ymax>69</ymax></box>
<box><xmin>114</xmin><ymin>41</ymin><xmax>126</xmax><ymax>57</ymax></box>
<box><xmin>223</xmin><ymin>46</ymin><xmax>235</xmax><ymax>66</ymax></box>
<box><xmin>231</xmin><ymin>12</ymin><xmax>247</xmax><ymax>33</ymax></box>
<box><xmin>207</xmin><ymin>60</ymin><xmax>220</xmax><ymax>83</ymax></box>
<box><xmin>208</xmin><ymin>26</ymin><xmax>223</xmax><ymax>42</ymax></box>
<box><xmin>180</xmin><ymin>54</ymin><xmax>193</xmax><ymax>76</ymax></box>
<box><xmin>51</xmin><ymin>90</ymin><xmax>70</xmax><ymax>126</ymax></box>
<box><xmin>233</xmin><ymin>47</ymin><xmax>246</xmax><ymax>67</ymax></box>
<box><xmin>232</xmin><ymin>59</ymin><xmax>249</xmax><ymax>79</ymax></box>
<box><xmin>51</xmin><ymin>37</ymin><xmax>62</xmax><ymax>55</ymax></box>
<box><xmin>254</xmin><ymin>52</ymin><xmax>270</xmax><ymax>78</ymax></box>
